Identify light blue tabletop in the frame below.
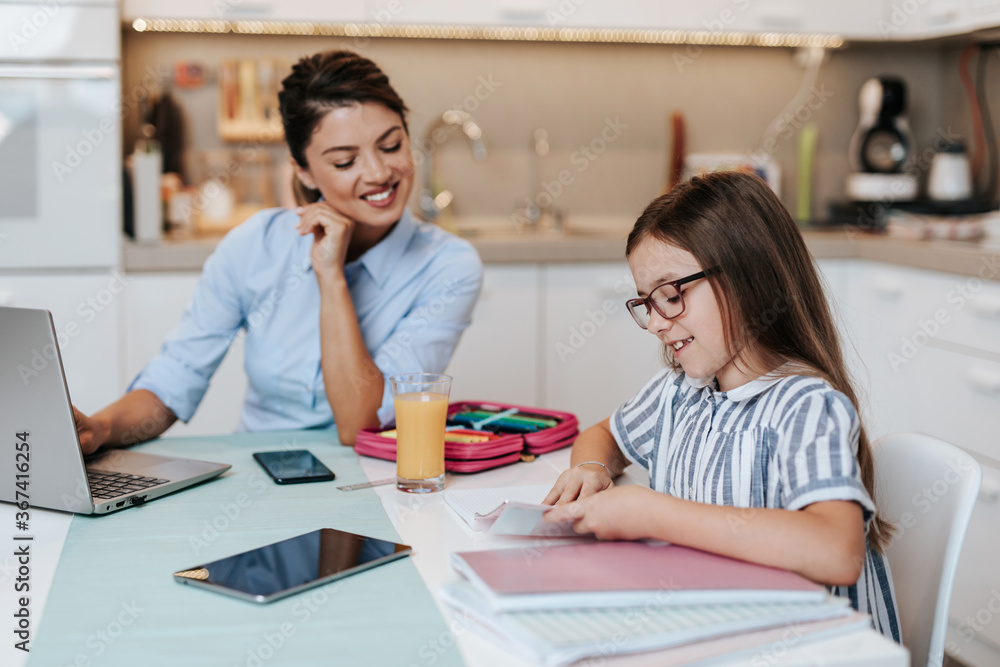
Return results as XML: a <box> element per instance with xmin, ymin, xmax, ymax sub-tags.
<box><xmin>27</xmin><ymin>431</ymin><xmax>463</xmax><ymax>667</ymax></box>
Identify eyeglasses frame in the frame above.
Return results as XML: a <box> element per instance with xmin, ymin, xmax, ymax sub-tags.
<box><xmin>625</xmin><ymin>270</ymin><xmax>710</xmax><ymax>329</ymax></box>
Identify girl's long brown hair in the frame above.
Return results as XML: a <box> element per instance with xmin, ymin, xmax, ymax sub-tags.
<box><xmin>626</xmin><ymin>171</ymin><xmax>892</xmax><ymax>552</ymax></box>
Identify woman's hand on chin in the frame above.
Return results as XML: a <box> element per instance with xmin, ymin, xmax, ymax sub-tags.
<box><xmin>296</xmin><ymin>201</ymin><xmax>355</xmax><ymax>280</ymax></box>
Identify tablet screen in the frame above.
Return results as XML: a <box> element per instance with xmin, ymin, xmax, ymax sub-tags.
<box><xmin>174</xmin><ymin>528</ymin><xmax>411</xmax><ymax>603</ymax></box>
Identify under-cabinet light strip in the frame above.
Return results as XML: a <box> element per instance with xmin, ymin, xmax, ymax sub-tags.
<box><xmin>129</xmin><ymin>18</ymin><xmax>844</xmax><ymax>49</ymax></box>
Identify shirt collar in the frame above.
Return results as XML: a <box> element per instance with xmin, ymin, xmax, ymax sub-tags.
<box><xmin>682</xmin><ymin>366</ymin><xmax>789</xmax><ymax>402</ymax></box>
<box><xmin>300</xmin><ymin>207</ymin><xmax>418</xmax><ymax>288</ymax></box>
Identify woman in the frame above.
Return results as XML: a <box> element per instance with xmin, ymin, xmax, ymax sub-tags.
<box><xmin>74</xmin><ymin>50</ymin><xmax>483</xmax><ymax>451</ymax></box>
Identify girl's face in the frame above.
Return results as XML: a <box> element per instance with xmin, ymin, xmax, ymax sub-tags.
<box><xmin>294</xmin><ymin>102</ymin><xmax>414</xmax><ymax>229</ymax></box>
<box><xmin>628</xmin><ymin>237</ymin><xmax>760</xmax><ymax>391</ymax></box>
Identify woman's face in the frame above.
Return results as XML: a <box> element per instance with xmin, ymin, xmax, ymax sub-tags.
<box><xmin>628</xmin><ymin>237</ymin><xmax>759</xmax><ymax>391</ymax></box>
<box><xmin>295</xmin><ymin>102</ymin><xmax>414</xmax><ymax>229</ymax></box>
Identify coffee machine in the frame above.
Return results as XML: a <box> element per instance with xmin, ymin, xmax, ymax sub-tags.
<box><xmin>845</xmin><ymin>76</ymin><xmax>919</xmax><ymax>202</ymax></box>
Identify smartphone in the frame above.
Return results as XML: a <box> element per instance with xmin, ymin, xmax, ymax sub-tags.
<box><xmin>173</xmin><ymin>528</ymin><xmax>412</xmax><ymax>603</ymax></box>
<box><xmin>252</xmin><ymin>449</ymin><xmax>335</xmax><ymax>484</ymax></box>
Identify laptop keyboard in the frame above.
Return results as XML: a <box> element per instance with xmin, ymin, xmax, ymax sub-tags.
<box><xmin>87</xmin><ymin>469</ymin><xmax>169</xmax><ymax>500</ymax></box>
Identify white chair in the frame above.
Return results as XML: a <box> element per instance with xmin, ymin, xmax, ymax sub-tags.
<box><xmin>873</xmin><ymin>433</ymin><xmax>982</xmax><ymax>667</ymax></box>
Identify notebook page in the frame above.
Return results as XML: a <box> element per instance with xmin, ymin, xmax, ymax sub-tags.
<box><xmin>440</xmin><ymin>581</ymin><xmax>853</xmax><ymax>667</ymax></box>
<box><xmin>444</xmin><ymin>484</ymin><xmax>553</xmax><ymax>529</ymax></box>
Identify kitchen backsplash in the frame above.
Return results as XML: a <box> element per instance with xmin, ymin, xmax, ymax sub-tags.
<box><xmin>122</xmin><ymin>32</ymin><xmax>952</xmax><ymax>226</ymax></box>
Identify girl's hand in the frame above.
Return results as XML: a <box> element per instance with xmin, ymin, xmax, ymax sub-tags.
<box><xmin>544</xmin><ymin>486</ymin><xmax>660</xmax><ymax>541</ymax></box>
<box><xmin>296</xmin><ymin>202</ymin><xmax>355</xmax><ymax>279</ymax></box>
<box><xmin>542</xmin><ymin>463</ymin><xmax>614</xmax><ymax>505</ymax></box>
<box><xmin>73</xmin><ymin>405</ymin><xmax>108</xmax><ymax>455</ymax></box>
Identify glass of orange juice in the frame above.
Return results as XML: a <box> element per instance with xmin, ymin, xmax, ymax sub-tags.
<box><xmin>390</xmin><ymin>373</ymin><xmax>451</xmax><ymax>493</ymax></box>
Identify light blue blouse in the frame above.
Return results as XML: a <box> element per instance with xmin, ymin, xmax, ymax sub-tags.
<box><xmin>129</xmin><ymin>207</ymin><xmax>483</xmax><ymax>432</ymax></box>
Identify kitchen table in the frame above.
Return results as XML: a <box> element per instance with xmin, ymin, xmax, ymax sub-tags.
<box><xmin>0</xmin><ymin>431</ymin><xmax>908</xmax><ymax>666</ymax></box>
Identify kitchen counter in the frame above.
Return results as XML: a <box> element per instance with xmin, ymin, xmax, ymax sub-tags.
<box><xmin>123</xmin><ymin>227</ymin><xmax>1000</xmax><ymax>278</ymax></box>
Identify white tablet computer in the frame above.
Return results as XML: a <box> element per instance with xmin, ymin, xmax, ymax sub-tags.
<box><xmin>174</xmin><ymin>528</ymin><xmax>412</xmax><ymax>603</ymax></box>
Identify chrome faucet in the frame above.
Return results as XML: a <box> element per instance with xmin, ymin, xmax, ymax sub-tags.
<box><xmin>418</xmin><ymin>109</ymin><xmax>487</xmax><ymax>222</ymax></box>
<box><xmin>512</xmin><ymin>127</ymin><xmax>565</xmax><ymax>232</ymax></box>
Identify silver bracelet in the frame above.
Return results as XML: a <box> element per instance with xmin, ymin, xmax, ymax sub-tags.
<box><xmin>575</xmin><ymin>460</ymin><xmax>612</xmax><ymax>476</ymax></box>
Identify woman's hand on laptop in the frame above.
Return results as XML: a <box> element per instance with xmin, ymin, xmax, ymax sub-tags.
<box><xmin>73</xmin><ymin>406</ymin><xmax>108</xmax><ymax>454</ymax></box>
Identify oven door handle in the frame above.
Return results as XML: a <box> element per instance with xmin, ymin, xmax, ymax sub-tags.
<box><xmin>0</xmin><ymin>65</ymin><xmax>115</xmax><ymax>80</ymax></box>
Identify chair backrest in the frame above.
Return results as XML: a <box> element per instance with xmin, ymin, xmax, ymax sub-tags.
<box><xmin>873</xmin><ymin>433</ymin><xmax>982</xmax><ymax>667</ymax></box>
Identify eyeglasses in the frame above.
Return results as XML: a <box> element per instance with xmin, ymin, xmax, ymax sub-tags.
<box><xmin>626</xmin><ymin>270</ymin><xmax>709</xmax><ymax>329</ymax></box>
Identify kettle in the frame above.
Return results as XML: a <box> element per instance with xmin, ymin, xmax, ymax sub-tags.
<box><xmin>927</xmin><ymin>142</ymin><xmax>972</xmax><ymax>201</ymax></box>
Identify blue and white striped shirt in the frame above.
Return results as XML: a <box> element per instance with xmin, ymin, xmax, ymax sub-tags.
<box><xmin>611</xmin><ymin>367</ymin><xmax>901</xmax><ymax>642</ymax></box>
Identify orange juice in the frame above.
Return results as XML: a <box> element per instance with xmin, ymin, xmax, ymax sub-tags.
<box><xmin>394</xmin><ymin>391</ymin><xmax>448</xmax><ymax>480</ymax></box>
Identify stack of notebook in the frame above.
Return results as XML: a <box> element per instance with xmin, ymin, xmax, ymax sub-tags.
<box><xmin>440</xmin><ymin>487</ymin><xmax>870</xmax><ymax>666</ymax></box>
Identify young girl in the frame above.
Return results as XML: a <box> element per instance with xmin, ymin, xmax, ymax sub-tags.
<box><xmin>544</xmin><ymin>171</ymin><xmax>900</xmax><ymax>642</ymax></box>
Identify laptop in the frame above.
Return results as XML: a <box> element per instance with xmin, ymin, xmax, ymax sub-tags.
<box><xmin>0</xmin><ymin>306</ymin><xmax>231</xmax><ymax>515</ymax></box>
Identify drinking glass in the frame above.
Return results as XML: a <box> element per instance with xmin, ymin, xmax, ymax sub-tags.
<box><xmin>390</xmin><ymin>373</ymin><xmax>451</xmax><ymax>493</ymax></box>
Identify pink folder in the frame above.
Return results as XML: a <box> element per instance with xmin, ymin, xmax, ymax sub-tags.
<box><xmin>451</xmin><ymin>541</ymin><xmax>827</xmax><ymax>611</ymax></box>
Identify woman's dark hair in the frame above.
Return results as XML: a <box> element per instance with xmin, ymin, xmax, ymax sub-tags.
<box><xmin>278</xmin><ymin>50</ymin><xmax>409</xmax><ymax>205</ymax></box>
<box><xmin>626</xmin><ymin>171</ymin><xmax>892</xmax><ymax>552</ymax></box>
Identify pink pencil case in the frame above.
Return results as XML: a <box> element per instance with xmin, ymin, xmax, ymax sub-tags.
<box><xmin>354</xmin><ymin>400</ymin><xmax>579</xmax><ymax>473</ymax></box>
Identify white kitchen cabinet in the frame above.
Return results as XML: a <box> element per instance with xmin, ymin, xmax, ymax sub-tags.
<box><xmin>907</xmin><ymin>346</ymin><xmax>1000</xmax><ymax>461</ymax></box>
<box><xmin>362</xmin><ymin>0</ymin><xmax>890</xmax><ymax>36</ymax></box>
<box><xmin>122</xmin><ymin>273</ymin><xmax>247</xmax><ymax>437</ymax></box>
<box><xmin>543</xmin><ymin>262</ymin><xmax>662</xmax><ymax>429</ymax></box>
<box><xmin>877</xmin><ymin>0</ymin><xmax>1000</xmax><ymax>40</ymax></box>
<box><xmin>542</xmin><ymin>0</ymin><xmax>691</xmax><ymax>30</ymax></box>
<box><xmin>967</xmin><ymin>0</ymin><xmax>1000</xmax><ymax>32</ymax></box>
<box><xmin>724</xmin><ymin>0</ymin><xmax>888</xmax><ymax>40</ymax></box>
<box><xmin>0</xmin><ymin>272</ymin><xmax>121</xmax><ymax>415</ymax></box>
<box><xmin>879</xmin><ymin>0</ymin><xmax>974</xmax><ymax>40</ymax></box>
<box><xmin>122</xmin><ymin>0</ymin><xmax>366</xmax><ymax>22</ymax></box>
<box><xmin>446</xmin><ymin>264</ymin><xmax>540</xmax><ymax>406</ymax></box>
<box><xmin>835</xmin><ymin>258</ymin><xmax>1000</xmax><ymax>667</ymax></box>
<box><xmin>841</xmin><ymin>259</ymin><xmax>1000</xmax><ymax>449</ymax></box>
<box><xmin>364</xmin><ymin>0</ymin><xmax>673</xmax><ymax>29</ymax></box>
